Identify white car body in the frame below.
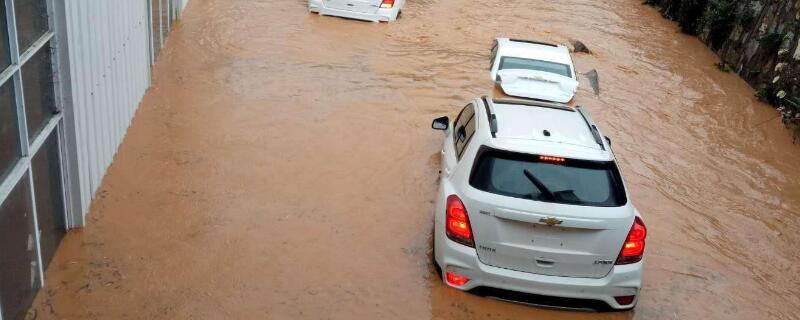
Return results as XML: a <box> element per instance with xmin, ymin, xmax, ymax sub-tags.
<box><xmin>490</xmin><ymin>38</ymin><xmax>578</xmax><ymax>103</ymax></box>
<box><xmin>431</xmin><ymin>97</ymin><xmax>645</xmax><ymax>311</ymax></box>
<box><xmin>309</xmin><ymin>0</ymin><xmax>404</xmax><ymax>22</ymax></box>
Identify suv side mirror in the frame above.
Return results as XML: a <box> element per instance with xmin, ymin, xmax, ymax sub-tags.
<box><xmin>432</xmin><ymin>116</ymin><xmax>449</xmax><ymax>130</ymax></box>
<box><xmin>604</xmin><ymin>136</ymin><xmax>612</xmax><ymax>146</ymax></box>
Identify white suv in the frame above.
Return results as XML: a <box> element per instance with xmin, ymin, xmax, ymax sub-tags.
<box><xmin>431</xmin><ymin>97</ymin><xmax>646</xmax><ymax>311</ymax></box>
<box><xmin>309</xmin><ymin>0</ymin><xmax>404</xmax><ymax>22</ymax></box>
<box><xmin>490</xmin><ymin>38</ymin><xmax>579</xmax><ymax>103</ymax></box>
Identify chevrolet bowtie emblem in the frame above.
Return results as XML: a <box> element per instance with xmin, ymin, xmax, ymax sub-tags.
<box><xmin>540</xmin><ymin>217</ymin><xmax>563</xmax><ymax>226</ymax></box>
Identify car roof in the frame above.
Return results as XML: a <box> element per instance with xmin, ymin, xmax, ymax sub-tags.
<box><xmin>475</xmin><ymin>97</ymin><xmax>613</xmax><ymax>162</ymax></box>
<box><xmin>496</xmin><ymin>38</ymin><xmax>573</xmax><ymax>66</ymax></box>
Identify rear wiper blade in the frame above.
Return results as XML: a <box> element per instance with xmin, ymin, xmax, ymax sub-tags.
<box><xmin>523</xmin><ymin>169</ymin><xmax>556</xmax><ymax>201</ymax></box>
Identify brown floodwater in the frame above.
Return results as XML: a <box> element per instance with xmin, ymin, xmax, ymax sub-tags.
<box><xmin>28</xmin><ymin>0</ymin><xmax>800</xmax><ymax>319</ymax></box>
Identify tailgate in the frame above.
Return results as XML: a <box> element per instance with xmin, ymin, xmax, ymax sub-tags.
<box><xmin>497</xmin><ymin>69</ymin><xmax>578</xmax><ymax>103</ymax></box>
<box><xmin>465</xmin><ymin>190</ymin><xmax>633</xmax><ymax>278</ymax></box>
<box><xmin>323</xmin><ymin>0</ymin><xmax>381</xmax><ymax>14</ymax></box>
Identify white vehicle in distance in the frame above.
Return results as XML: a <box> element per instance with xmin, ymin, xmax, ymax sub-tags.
<box><xmin>430</xmin><ymin>97</ymin><xmax>646</xmax><ymax>311</ymax></box>
<box><xmin>490</xmin><ymin>38</ymin><xmax>579</xmax><ymax>103</ymax></box>
<box><xmin>309</xmin><ymin>0</ymin><xmax>404</xmax><ymax>22</ymax></box>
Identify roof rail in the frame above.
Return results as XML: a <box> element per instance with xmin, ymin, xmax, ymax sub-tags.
<box><xmin>508</xmin><ymin>38</ymin><xmax>558</xmax><ymax>47</ymax></box>
<box><xmin>575</xmin><ymin>106</ymin><xmax>606</xmax><ymax>151</ymax></box>
<box><xmin>492</xmin><ymin>97</ymin><xmax>573</xmax><ymax>112</ymax></box>
<box><xmin>482</xmin><ymin>96</ymin><xmax>498</xmax><ymax>138</ymax></box>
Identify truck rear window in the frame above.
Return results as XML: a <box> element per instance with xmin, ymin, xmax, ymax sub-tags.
<box><xmin>469</xmin><ymin>148</ymin><xmax>627</xmax><ymax>207</ymax></box>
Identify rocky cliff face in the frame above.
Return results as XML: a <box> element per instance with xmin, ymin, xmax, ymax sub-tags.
<box><xmin>645</xmin><ymin>0</ymin><xmax>800</xmax><ymax>138</ymax></box>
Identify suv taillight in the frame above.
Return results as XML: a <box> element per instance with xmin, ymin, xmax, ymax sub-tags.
<box><xmin>616</xmin><ymin>217</ymin><xmax>646</xmax><ymax>265</ymax></box>
<box><xmin>446</xmin><ymin>195</ymin><xmax>474</xmax><ymax>248</ymax></box>
<box><xmin>379</xmin><ymin>0</ymin><xmax>394</xmax><ymax>8</ymax></box>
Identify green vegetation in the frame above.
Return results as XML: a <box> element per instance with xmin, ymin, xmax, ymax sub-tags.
<box><xmin>675</xmin><ymin>0</ymin><xmax>709</xmax><ymax>34</ymax></box>
<box><xmin>783</xmin><ymin>97</ymin><xmax>800</xmax><ymax>115</ymax></box>
<box><xmin>794</xmin><ymin>124</ymin><xmax>800</xmax><ymax>142</ymax></box>
<box><xmin>737</xmin><ymin>2</ymin><xmax>756</xmax><ymax>26</ymax></box>
<box><xmin>643</xmin><ymin>0</ymin><xmax>759</xmax><ymax>47</ymax></box>
<box><xmin>755</xmin><ymin>83</ymin><xmax>778</xmax><ymax>103</ymax></box>
<box><xmin>642</xmin><ymin>0</ymin><xmax>708</xmax><ymax>34</ymax></box>
<box><xmin>715</xmin><ymin>62</ymin><xmax>732</xmax><ymax>72</ymax></box>
<box><xmin>759</xmin><ymin>32</ymin><xmax>784</xmax><ymax>53</ymax></box>
<box><xmin>704</xmin><ymin>0</ymin><xmax>738</xmax><ymax>49</ymax></box>
<box><xmin>781</xmin><ymin>98</ymin><xmax>800</xmax><ymax>139</ymax></box>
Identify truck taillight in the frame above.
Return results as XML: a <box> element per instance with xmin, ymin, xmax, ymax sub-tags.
<box><xmin>445</xmin><ymin>195</ymin><xmax>474</xmax><ymax>248</ymax></box>
<box><xmin>379</xmin><ymin>0</ymin><xmax>394</xmax><ymax>8</ymax></box>
<box><xmin>616</xmin><ymin>217</ymin><xmax>646</xmax><ymax>265</ymax></box>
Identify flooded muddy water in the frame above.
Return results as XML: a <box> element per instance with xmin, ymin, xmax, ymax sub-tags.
<box><xmin>29</xmin><ymin>0</ymin><xmax>800</xmax><ymax>319</ymax></box>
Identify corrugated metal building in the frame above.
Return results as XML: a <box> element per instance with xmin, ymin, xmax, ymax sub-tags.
<box><xmin>0</xmin><ymin>1</ymin><xmax>190</xmax><ymax>319</ymax></box>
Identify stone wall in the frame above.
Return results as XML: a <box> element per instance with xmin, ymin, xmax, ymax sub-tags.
<box><xmin>644</xmin><ymin>0</ymin><xmax>800</xmax><ymax>136</ymax></box>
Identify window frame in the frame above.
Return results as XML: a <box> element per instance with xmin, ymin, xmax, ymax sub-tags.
<box><xmin>489</xmin><ymin>40</ymin><xmax>498</xmax><ymax>70</ymax></box>
<box><xmin>498</xmin><ymin>56</ymin><xmax>573</xmax><ymax>79</ymax></box>
<box><xmin>0</xmin><ymin>2</ymin><xmax>70</xmax><ymax>317</ymax></box>
<box><xmin>468</xmin><ymin>145</ymin><xmax>629</xmax><ymax>207</ymax></box>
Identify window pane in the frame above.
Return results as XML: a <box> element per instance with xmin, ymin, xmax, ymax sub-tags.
<box><xmin>14</xmin><ymin>0</ymin><xmax>49</xmax><ymax>52</ymax></box>
<box><xmin>0</xmin><ymin>3</ymin><xmax>11</xmax><ymax>71</ymax></box>
<box><xmin>170</xmin><ymin>0</ymin><xmax>177</xmax><ymax>22</ymax></box>
<box><xmin>0</xmin><ymin>81</ymin><xmax>19</xmax><ymax>181</ymax></box>
<box><xmin>22</xmin><ymin>44</ymin><xmax>55</xmax><ymax>141</ymax></box>
<box><xmin>454</xmin><ymin>104</ymin><xmax>475</xmax><ymax>159</ymax></box>
<box><xmin>0</xmin><ymin>174</ymin><xmax>41</xmax><ymax>320</ymax></box>
<box><xmin>456</xmin><ymin>113</ymin><xmax>475</xmax><ymax>158</ymax></box>
<box><xmin>161</xmin><ymin>0</ymin><xmax>169</xmax><ymax>40</ymax></box>
<box><xmin>151</xmin><ymin>0</ymin><xmax>161</xmax><ymax>57</ymax></box>
<box><xmin>453</xmin><ymin>104</ymin><xmax>474</xmax><ymax>144</ymax></box>
<box><xmin>499</xmin><ymin>57</ymin><xmax>572</xmax><ymax>78</ymax></box>
<box><xmin>32</xmin><ymin>131</ymin><xmax>64</xmax><ymax>269</ymax></box>
<box><xmin>470</xmin><ymin>149</ymin><xmax>627</xmax><ymax>207</ymax></box>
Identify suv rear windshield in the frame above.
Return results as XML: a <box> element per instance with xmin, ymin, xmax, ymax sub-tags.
<box><xmin>499</xmin><ymin>57</ymin><xmax>572</xmax><ymax>78</ymax></box>
<box><xmin>470</xmin><ymin>147</ymin><xmax>627</xmax><ymax>207</ymax></box>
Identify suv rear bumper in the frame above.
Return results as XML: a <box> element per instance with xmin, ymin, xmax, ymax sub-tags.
<box><xmin>436</xmin><ymin>236</ymin><xmax>642</xmax><ymax>310</ymax></box>
<box><xmin>308</xmin><ymin>0</ymin><xmax>396</xmax><ymax>22</ymax></box>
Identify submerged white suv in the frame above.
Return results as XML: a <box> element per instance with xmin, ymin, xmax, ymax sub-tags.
<box><xmin>490</xmin><ymin>38</ymin><xmax>579</xmax><ymax>103</ymax></box>
<box><xmin>431</xmin><ymin>97</ymin><xmax>646</xmax><ymax>311</ymax></box>
<box><xmin>309</xmin><ymin>0</ymin><xmax>404</xmax><ymax>22</ymax></box>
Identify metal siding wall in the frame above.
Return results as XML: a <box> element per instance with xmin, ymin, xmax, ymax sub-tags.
<box><xmin>63</xmin><ymin>0</ymin><xmax>152</xmax><ymax>219</ymax></box>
